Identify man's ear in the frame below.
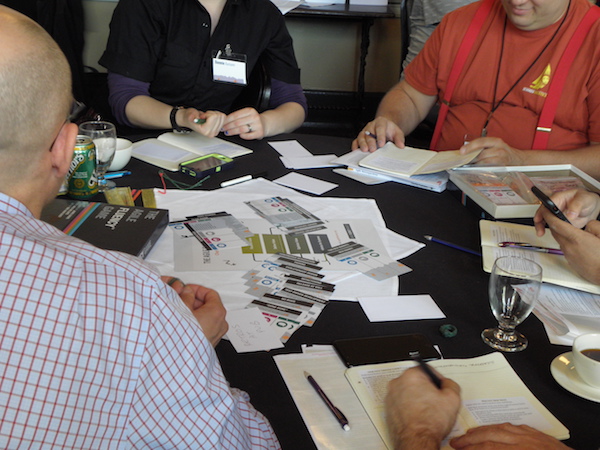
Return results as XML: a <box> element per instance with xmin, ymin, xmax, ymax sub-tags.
<box><xmin>49</xmin><ymin>122</ymin><xmax>78</xmax><ymax>177</ymax></box>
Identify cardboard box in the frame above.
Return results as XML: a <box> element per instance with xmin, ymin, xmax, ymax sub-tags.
<box><xmin>42</xmin><ymin>198</ymin><xmax>169</xmax><ymax>259</ymax></box>
<box><xmin>449</xmin><ymin>165</ymin><xmax>600</xmax><ymax>219</ymax></box>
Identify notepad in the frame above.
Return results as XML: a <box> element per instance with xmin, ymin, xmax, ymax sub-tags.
<box><xmin>132</xmin><ymin>132</ymin><xmax>252</xmax><ymax>171</ymax></box>
<box><xmin>480</xmin><ymin>220</ymin><xmax>600</xmax><ymax>295</ymax></box>
<box><xmin>358</xmin><ymin>142</ymin><xmax>479</xmax><ymax>177</ymax></box>
<box><xmin>345</xmin><ymin>353</ymin><xmax>569</xmax><ymax>449</ymax></box>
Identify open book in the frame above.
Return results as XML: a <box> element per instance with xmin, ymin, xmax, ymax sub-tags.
<box><xmin>358</xmin><ymin>142</ymin><xmax>479</xmax><ymax>177</ymax></box>
<box><xmin>331</xmin><ymin>149</ymin><xmax>449</xmax><ymax>192</ymax></box>
<box><xmin>480</xmin><ymin>220</ymin><xmax>600</xmax><ymax>295</ymax></box>
<box><xmin>132</xmin><ymin>132</ymin><xmax>252</xmax><ymax>171</ymax></box>
<box><xmin>345</xmin><ymin>352</ymin><xmax>569</xmax><ymax>449</ymax></box>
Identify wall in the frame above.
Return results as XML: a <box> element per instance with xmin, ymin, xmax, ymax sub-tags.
<box><xmin>82</xmin><ymin>0</ymin><xmax>402</xmax><ymax>93</ymax></box>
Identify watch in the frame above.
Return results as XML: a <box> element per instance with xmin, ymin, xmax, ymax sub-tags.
<box><xmin>170</xmin><ymin>106</ymin><xmax>192</xmax><ymax>133</ymax></box>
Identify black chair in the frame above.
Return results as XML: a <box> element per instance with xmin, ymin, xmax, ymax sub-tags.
<box><xmin>231</xmin><ymin>57</ymin><xmax>272</xmax><ymax>113</ymax></box>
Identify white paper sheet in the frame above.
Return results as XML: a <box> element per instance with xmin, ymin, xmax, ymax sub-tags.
<box><xmin>273</xmin><ymin>172</ymin><xmax>338</xmax><ymax>195</ymax></box>
<box><xmin>273</xmin><ymin>347</ymin><xmax>386</xmax><ymax>449</ymax></box>
<box><xmin>225</xmin><ymin>307</ymin><xmax>284</xmax><ymax>352</ymax></box>
<box><xmin>534</xmin><ymin>284</ymin><xmax>600</xmax><ymax>345</ymax></box>
<box><xmin>358</xmin><ymin>295</ymin><xmax>446</xmax><ymax>322</ymax></box>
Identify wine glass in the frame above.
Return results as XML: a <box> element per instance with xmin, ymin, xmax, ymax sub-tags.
<box><xmin>481</xmin><ymin>256</ymin><xmax>542</xmax><ymax>352</ymax></box>
<box><xmin>79</xmin><ymin>121</ymin><xmax>117</xmax><ymax>191</ymax></box>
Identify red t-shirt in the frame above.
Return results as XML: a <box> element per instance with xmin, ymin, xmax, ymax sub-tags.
<box><xmin>405</xmin><ymin>0</ymin><xmax>600</xmax><ymax>151</ymax></box>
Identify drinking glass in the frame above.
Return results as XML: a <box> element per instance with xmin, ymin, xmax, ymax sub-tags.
<box><xmin>79</xmin><ymin>121</ymin><xmax>117</xmax><ymax>191</ymax></box>
<box><xmin>481</xmin><ymin>256</ymin><xmax>542</xmax><ymax>352</ymax></box>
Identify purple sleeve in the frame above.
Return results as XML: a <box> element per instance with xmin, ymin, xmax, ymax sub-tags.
<box><xmin>269</xmin><ymin>78</ymin><xmax>307</xmax><ymax>118</ymax></box>
<box><xmin>107</xmin><ymin>72</ymin><xmax>151</xmax><ymax>127</ymax></box>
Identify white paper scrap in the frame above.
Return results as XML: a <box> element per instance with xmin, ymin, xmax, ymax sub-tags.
<box><xmin>273</xmin><ymin>172</ymin><xmax>338</xmax><ymax>195</ymax></box>
<box><xmin>269</xmin><ymin>140</ymin><xmax>313</xmax><ymax>158</ymax></box>
<box><xmin>358</xmin><ymin>295</ymin><xmax>446</xmax><ymax>322</ymax></box>
<box><xmin>280</xmin><ymin>155</ymin><xmax>338</xmax><ymax>169</ymax></box>
<box><xmin>225</xmin><ymin>307</ymin><xmax>284</xmax><ymax>352</ymax></box>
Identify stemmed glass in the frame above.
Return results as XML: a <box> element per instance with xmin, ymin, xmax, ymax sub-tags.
<box><xmin>79</xmin><ymin>121</ymin><xmax>117</xmax><ymax>191</ymax></box>
<box><xmin>482</xmin><ymin>256</ymin><xmax>543</xmax><ymax>352</ymax></box>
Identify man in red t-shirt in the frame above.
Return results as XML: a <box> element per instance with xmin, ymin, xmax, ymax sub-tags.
<box><xmin>353</xmin><ymin>0</ymin><xmax>600</xmax><ymax>179</ymax></box>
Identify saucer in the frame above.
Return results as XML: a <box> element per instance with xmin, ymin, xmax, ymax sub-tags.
<box><xmin>550</xmin><ymin>352</ymin><xmax>600</xmax><ymax>403</ymax></box>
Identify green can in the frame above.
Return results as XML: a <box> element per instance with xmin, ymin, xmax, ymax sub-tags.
<box><xmin>67</xmin><ymin>135</ymin><xmax>98</xmax><ymax>199</ymax></box>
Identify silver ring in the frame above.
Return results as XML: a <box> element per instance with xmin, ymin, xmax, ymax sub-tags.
<box><xmin>247</xmin><ymin>123</ymin><xmax>253</xmax><ymax>133</ymax></box>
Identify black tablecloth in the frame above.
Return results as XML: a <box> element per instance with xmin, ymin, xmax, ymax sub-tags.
<box><xmin>110</xmin><ymin>132</ymin><xmax>600</xmax><ymax>450</ymax></box>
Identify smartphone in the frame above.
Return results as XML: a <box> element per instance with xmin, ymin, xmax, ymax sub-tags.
<box><xmin>333</xmin><ymin>333</ymin><xmax>440</xmax><ymax>367</ymax></box>
<box><xmin>531</xmin><ymin>186</ymin><xmax>571</xmax><ymax>224</ymax></box>
<box><xmin>180</xmin><ymin>153</ymin><xmax>234</xmax><ymax>179</ymax></box>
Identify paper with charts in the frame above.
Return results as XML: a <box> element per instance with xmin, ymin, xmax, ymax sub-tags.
<box><xmin>345</xmin><ymin>353</ymin><xmax>569</xmax><ymax>449</ymax></box>
<box><xmin>170</xmin><ymin>198</ymin><xmax>411</xmax><ymax>277</ymax></box>
<box><xmin>243</xmin><ymin>253</ymin><xmax>335</xmax><ymax>342</ymax></box>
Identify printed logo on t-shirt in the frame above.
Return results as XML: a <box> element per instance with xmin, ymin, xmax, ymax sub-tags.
<box><xmin>523</xmin><ymin>64</ymin><xmax>551</xmax><ymax>98</ymax></box>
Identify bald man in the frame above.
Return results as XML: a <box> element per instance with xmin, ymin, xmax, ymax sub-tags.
<box><xmin>0</xmin><ymin>7</ymin><xmax>279</xmax><ymax>448</ymax></box>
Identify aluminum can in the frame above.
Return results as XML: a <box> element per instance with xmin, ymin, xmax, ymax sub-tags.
<box><xmin>67</xmin><ymin>135</ymin><xmax>98</xmax><ymax>199</ymax></box>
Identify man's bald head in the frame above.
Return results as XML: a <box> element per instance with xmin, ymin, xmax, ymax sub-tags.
<box><xmin>0</xmin><ymin>6</ymin><xmax>72</xmax><ymax>161</ymax></box>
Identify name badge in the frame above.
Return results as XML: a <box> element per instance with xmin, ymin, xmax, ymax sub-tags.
<box><xmin>212</xmin><ymin>44</ymin><xmax>247</xmax><ymax>85</ymax></box>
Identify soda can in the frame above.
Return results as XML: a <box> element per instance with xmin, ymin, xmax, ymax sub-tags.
<box><xmin>67</xmin><ymin>135</ymin><xmax>98</xmax><ymax>199</ymax></box>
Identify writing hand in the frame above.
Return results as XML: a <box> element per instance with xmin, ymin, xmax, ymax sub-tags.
<box><xmin>385</xmin><ymin>367</ymin><xmax>461</xmax><ymax>449</ymax></box>
<box><xmin>450</xmin><ymin>423</ymin><xmax>571</xmax><ymax>449</ymax></box>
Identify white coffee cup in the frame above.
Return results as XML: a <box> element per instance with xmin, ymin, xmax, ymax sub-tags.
<box><xmin>572</xmin><ymin>333</ymin><xmax>600</xmax><ymax>388</ymax></box>
<box><xmin>108</xmin><ymin>138</ymin><xmax>132</xmax><ymax>171</ymax></box>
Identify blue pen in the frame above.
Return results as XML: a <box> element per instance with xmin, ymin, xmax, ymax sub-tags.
<box><xmin>104</xmin><ymin>170</ymin><xmax>131</xmax><ymax>180</ymax></box>
<box><xmin>424</xmin><ymin>235</ymin><xmax>481</xmax><ymax>257</ymax></box>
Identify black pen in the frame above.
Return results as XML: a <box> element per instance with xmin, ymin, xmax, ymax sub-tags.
<box><xmin>304</xmin><ymin>371</ymin><xmax>350</xmax><ymax>431</ymax></box>
<box><xmin>412</xmin><ymin>354</ymin><xmax>442</xmax><ymax>389</ymax></box>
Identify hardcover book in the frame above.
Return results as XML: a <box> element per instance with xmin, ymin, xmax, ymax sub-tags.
<box><xmin>41</xmin><ymin>198</ymin><xmax>169</xmax><ymax>259</ymax></box>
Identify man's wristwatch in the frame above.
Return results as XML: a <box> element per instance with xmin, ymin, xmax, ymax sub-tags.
<box><xmin>170</xmin><ymin>106</ymin><xmax>192</xmax><ymax>133</ymax></box>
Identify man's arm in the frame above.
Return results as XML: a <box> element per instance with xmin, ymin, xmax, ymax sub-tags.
<box><xmin>536</xmin><ymin>208</ymin><xmax>600</xmax><ymax>285</ymax></box>
<box><xmin>461</xmin><ymin>138</ymin><xmax>600</xmax><ymax>180</ymax></box>
<box><xmin>353</xmin><ymin>80</ymin><xmax>437</xmax><ymax>152</ymax></box>
<box><xmin>161</xmin><ymin>276</ymin><xmax>228</xmax><ymax>346</ymax></box>
<box><xmin>450</xmin><ymin>423</ymin><xmax>571</xmax><ymax>449</ymax></box>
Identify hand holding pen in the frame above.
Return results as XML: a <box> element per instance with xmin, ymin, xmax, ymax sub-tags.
<box><xmin>534</xmin><ymin>188</ymin><xmax>600</xmax><ymax>235</ymax></box>
<box><xmin>385</xmin><ymin>365</ymin><xmax>461</xmax><ymax>449</ymax></box>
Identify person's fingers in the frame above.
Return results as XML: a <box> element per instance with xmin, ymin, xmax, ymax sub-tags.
<box><xmin>162</xmin><ymin>276</ymin><xmax>186</xmax><ymax>294</ymax></box>
<box><xmin>585</xmin><ymin>220</ymin><xmax>600</xmax><ymax>238</ymax></box>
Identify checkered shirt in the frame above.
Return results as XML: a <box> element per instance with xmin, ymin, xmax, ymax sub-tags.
<box><xmin>0</xmin><ymin>194</ymin><xmax>280</xmax><ymax>449</ymax></box>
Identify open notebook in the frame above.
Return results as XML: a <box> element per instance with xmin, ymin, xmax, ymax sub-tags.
<box><xmin>480</xmin><ymin>220</ymin><xmax>600</xmax><ymax>295</ymax></box>
<box><xmin>132</xmin><ymin>132</ymin><xmax>252</xmax><ymax>171</ymax></box>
